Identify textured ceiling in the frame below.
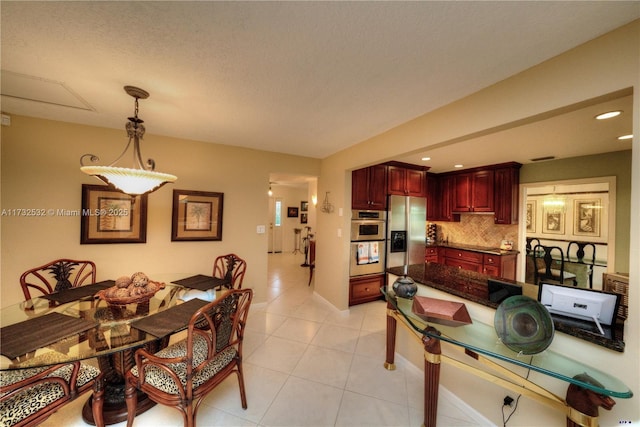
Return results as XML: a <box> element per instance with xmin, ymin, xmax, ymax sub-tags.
<box><xmin>1</xmin><ymin>1</ymin><xmax>638</xmax><ymax>172</ymax></box>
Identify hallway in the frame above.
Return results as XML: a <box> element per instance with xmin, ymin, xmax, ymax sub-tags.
<box><xmin>41</xmin><ymin>252</ymin><xmax>483</xmax><ymax>426</ymax></box>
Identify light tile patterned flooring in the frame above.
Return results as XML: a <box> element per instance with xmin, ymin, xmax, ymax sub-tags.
<box><xmin>41</xmin><ymin>253</ymin><xmax>482</xmax><ymax>426</ymax></box>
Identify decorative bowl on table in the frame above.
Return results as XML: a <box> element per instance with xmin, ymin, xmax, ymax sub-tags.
<box><xmin>95</xmin><ymin>272</ymin><xmax>165</xmax><ymax>305</ymax></box>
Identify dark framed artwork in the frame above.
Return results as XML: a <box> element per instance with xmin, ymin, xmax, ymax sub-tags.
<box><xmin>301</xmin><ymin>213</ymin><xmax>308</xmax><ymax>224</ymax></box>
<box><xmin>81</xmin><ymin>184</ymin><xmax>148</xmax><ymax>244</ymax></box>
<box><xmin>287</xmin><ymin>207</ymin><xmax>299</xmax><ymax>217</ymax></box>
<box><xmin>171</xmin><ymin>189</ymin><xmax>224</xmax><ymax>241</ymax></box>
<box><xmin>301</xmin><ymin>201</ymin><xmax>308</xmax><ymax>212</ymax></box>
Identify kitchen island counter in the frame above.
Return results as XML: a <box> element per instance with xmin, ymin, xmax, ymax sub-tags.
<box><xmin>387</xmin><ymin>262</ymin><xmax>625</xmax><ymax>352</ymax></box>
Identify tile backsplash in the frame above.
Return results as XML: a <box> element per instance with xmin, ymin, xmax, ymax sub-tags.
<box><xmin>431</xmin><ymin>214</ymin><xmax>518</xmax><ymax>248</ymax></box>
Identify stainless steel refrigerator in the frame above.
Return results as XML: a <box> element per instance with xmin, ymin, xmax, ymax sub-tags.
<box><xmin>386</xmin><ymin>195</ymin><xmax>427</xmax><ymax>272</ymax></box>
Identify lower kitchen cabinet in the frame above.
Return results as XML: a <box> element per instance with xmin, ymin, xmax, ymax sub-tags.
<box><xmin>349</xmin><ymin>274</ymin><xmax>384</xmax><ymax>306</ymax></box>
<box><xmin>440</xmin><ymin>247</ymin><xmax>517</xmax><ymax>280</ymax></box>
<box><xmin>425</xmin><ymin>246</ymin><xmax>438</xmax><ymax>263</ymax></box>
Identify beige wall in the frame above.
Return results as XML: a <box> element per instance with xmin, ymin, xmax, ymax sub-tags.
<box><xmin>1</xmin><ymin>116</ymin><xmax>320</xmax><ymax>307</ymax></box>
<box><xmin>315</xmin><ymin>20</ymin><xmax>639</xmax><ymax>425</ymax></box>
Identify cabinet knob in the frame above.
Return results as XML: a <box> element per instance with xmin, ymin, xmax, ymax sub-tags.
<box><xmin>364</xmin><ymin>287</ymin><xmax>370</xmax><ymax>292</ymax></box>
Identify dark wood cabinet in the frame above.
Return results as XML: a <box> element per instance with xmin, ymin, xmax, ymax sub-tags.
<box><xmin>425</xmin><ymin>246</ymin><xmax>438</xmax><ymax>263</ymax></box>
<box><xmin>427</xmin><ymin>174</ymin><xmax>460</xmax><ymax>222</ymax></box>
<box><xmin>452</xmin><ymin>169</ymin><xmax>494</xmax><ymax>213</ymax></box>
<box><xmin>493</xmin><ymin>163</ymin><xmax>522</xmax><ymax>224</ymax></box>
<box><xmin>352</xmin><ymin>165</ymin><xmax>387</xmax><ymax>210</ymax></box>
<box><xmin>440</xmin><ymin>247</ymin><xmax>517</xmax><ymax>280</ymax></box>
<box><xmin>387</xmin><ymin>164</ymin><xmax>427</xmax><ymax>197</ymax></box>
<box><xmin>349</xmin><ymin>274</ymin><xmax>385</xmax><ymax>305</ymax></box>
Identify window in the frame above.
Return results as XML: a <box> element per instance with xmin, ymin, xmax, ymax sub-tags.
<box><xmin>274</xmin><ymin>199</ymin><xmax>282</xmax><ymax>227</ymax></box>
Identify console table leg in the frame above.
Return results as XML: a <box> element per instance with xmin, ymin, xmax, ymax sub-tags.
<box><xmin>384</xmin><ymin>308</ymin><xmax>397</xmax><ymax>370</ymax></box>
<box><xmin>422</xmin><ymin>327</ymin><xmax>442</xmax><ymax>427</ymax></box>
<box><xmin>565</xmin><ymin>379</ymin><xmax>615</xmax><ymax>427</ymax></box>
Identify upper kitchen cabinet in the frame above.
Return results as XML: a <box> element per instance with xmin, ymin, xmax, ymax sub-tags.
<box><xmin>352</xmin><ymin>164</ymin><xmax>388</xmax><ymax>210</ymax></box>
<box><xmin>493</xmin><ymin>162</ymin><xmax>522</xmax><ymax>225</ymax></box>
<box><xmin>387</xmin><ymin>162</ymin><xmax>428</xmax><ymax>197</ymax></box>
<box><xmin>452</xmin><ymin>169</ymin><xmax>494</xmax><ymax>213</ymax></box>
<box><xmin>426</xmin><ymin>173</ymin><xmax>460</xmax><ymax>222</ymax></box>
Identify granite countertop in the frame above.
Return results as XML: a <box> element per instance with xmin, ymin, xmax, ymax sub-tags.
<box><xmin>426</xmin><ymin>242</ymin><xmax>519</xmax><ymax>256</ymax></box>
<box><xmin>387</xmin><ymin>263</ymin><xmax>625</xmax><ymax>353</ymax></box>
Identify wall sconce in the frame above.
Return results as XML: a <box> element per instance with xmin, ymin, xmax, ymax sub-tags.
<box><xmin>268</xmin><ymin>182</ymin><xmax>273</xmax><ymax>196</ymax></box>
<box><xmin>311</xmin><ymin>195</ymin><xmax>317</xmax><ymax>206</ymax></box>
<box><xmin>80</xmin><ymin>86</ymin><xmax>177</xmax><ymax>196</ymax></box>
<box><xmin>321</xmin><ymin>191</ymin><xmax>334</xmax><ymax>213</ymax></box>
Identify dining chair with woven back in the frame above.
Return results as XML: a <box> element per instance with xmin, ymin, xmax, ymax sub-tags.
<box><xmin>0</xmin><ymin>360</ymin><xmax>104</xmax><ymax>427</ymax></box>
<box><xmin>19</xmin><ymin>259</ymin><xmax>96</xmax><ymax>301</ymax></box>
<box><xmin>212</xmin><ymin>253</ymin><xmax>246</xmax><ymax>290</ymax></box>
<box><xmin>124</xmin><ymin>288</ymin><xmax>253</xmax><ymax>427</ymax></box>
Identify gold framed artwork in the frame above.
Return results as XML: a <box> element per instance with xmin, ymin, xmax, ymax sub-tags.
<box><xmin>171</xmin><ymin>190</ymin><xmax>224</xmax><ymax>241</ymax></box>
<box><xmin>526</xmin><ymin>201</ymin><xmax>536</xmax><ymax>233</ymax></box>
<box><xmin>81</xmin><ymin>184</ymin><xmax>148</xmax><ymax>244</ymax></box>
<box><xmin>542</xmin><ymin>208</ymin><xmax>564</xmax><ymax>235</ymax></box>
<box><xmin>574</xmin><ymin>199</ymin><xmax>601</xmax><ymax>237</ymax></box>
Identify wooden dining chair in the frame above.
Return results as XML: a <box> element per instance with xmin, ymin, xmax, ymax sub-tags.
<box><xmin>533</xmin><ymin>245</ymin><xmax>577</xmax><ymax>286</ymax></box>
<box><xmin>20</xmin><ymin>259</ymin><xmax>96</xmax><ymax>301</ymax></box>
<box><xmin>212</xmin><ymin>254</ymin><xmax>246</xmax><ymax>290</ymax></box>
<box><xmin>566</xmin><ymin>241</ymin><xmax>596</xmax><ymax>288</ymax></box>
<box><xmin>0</xmin><ymin>361</ymin><xmax>104</xmax><ymax>427</ymax></box>
<box><xmin>124</xmin><ymin>288</ymin><xmax>253</xmax><ymax>427</ymax></box>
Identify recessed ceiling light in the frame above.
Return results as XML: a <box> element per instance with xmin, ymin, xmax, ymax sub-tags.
<box><xmin>454</xmin><ymin>164</ymin><xmax>464</xmax><ymax>168</ymax></box>
<box><xmin>421</xmin><ymin>157</ymin><xmax>431</xmax><ymax>161</ymax></box>
<box><xmin>595</xmin><ymin>110</ymin><xmax>622</xmax><ymax>120</ymax></box>
<box><xmin>618</xmin><ymin>134</ymin><xmax>633</xmax><ymax>140</ymax></box>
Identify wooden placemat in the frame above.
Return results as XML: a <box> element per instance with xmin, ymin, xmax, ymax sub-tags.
<box><xmin>130</xmin><ymin>298</ymin><xmax>210</xmax><ymax>338</ymax></box>
<box><xmin>172</xmin><ymin>274</ymin><xmax>229</xmax><ymax>291</ymax></box>
<box><xmin>1</xmin><ymin>312</ymin><xmax>97</xmax><ymax>359</ymax></box>
<box><xmin>42</xmin><ymin>280</ymin><xmax>115</xmax><ymax>304</ymax></box>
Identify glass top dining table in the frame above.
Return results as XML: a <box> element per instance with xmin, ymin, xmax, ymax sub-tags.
<box><xmin>0</xmin><ymin>273</ymin><xmax>227</xmax><ymax>371</ymax></box>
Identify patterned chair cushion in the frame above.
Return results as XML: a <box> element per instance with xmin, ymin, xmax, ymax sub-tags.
<box><xmin>0</xmin><ymin>363</ymin><xmax>100</xmax><ymax>427</ymax></box>
<box><xmin>130</xmin><ymin>333</ymin><xmax>237</xmax><ymax>395</ymax></box>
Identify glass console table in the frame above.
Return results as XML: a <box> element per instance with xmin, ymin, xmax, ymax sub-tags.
<box><xmin>382</xmin><ymin>288</ymin><xmax>632</xmax><ymax>427</ymax></box>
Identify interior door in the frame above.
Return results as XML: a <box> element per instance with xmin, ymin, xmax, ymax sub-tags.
<box><xmin>268</xmin><ymin>197</ymin><xmax>283</xmax><ymax>253</ymax></box>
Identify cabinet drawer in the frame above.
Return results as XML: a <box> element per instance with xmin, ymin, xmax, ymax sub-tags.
<box><xmin>349</xmin><ymin>274</ymin><xmax>384</xmax><ymax>306</ymax></box>
<box><xmin>444</xmin><ymin>249</ymin><xmax>483</xmax><ymax>264</ymax></box>
<box><xmin>444</xmin><ymin>258</ymin><xmax>483</xmax><ymax>273</ymax></box>
<box><xmin>426</xmin><ymin>247</ymin><xmax>438</xmax><ymax>256</ymax></box>
<box><xmin>483</xmin><ymin>254</ymin><xmax>500</xmax><ymax>265</ymax></box>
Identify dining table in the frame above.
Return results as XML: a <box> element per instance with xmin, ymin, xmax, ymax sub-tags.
<box><xmin>0</xmin><ymin>273</ymin><xmax>230</xmax><ymax>425</ymax></box>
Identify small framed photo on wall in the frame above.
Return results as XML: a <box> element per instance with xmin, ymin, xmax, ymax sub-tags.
<box><xmin>301</xmin><ymin>213</ymin><xmax>308</xmax><ymax>224</ymax></box>
<box><xmin>574</xmin><ymin>199</ymin><xmax>601</xmax><ymax>237</ymax></box>
<box><xmin>287</xmin><ymin>207</ymin><xmax>299</xmax><ymax>217</ymax></box>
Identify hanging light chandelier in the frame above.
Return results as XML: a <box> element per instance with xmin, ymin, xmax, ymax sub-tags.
<box><xmin>80</xmin><ymin>86</ymin><xmax>177</xmax><ymax>196</ymax></box>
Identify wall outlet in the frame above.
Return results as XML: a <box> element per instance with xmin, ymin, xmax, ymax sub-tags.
<box><xmin>256</xmin><ymin>225</ymin><xmax>266</xmax><ymax>234</ymax></box>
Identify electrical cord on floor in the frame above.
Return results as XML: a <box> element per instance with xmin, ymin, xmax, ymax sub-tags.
<box><xmin>502</xmin><ymin>355</ymin><xmax>533</xmax><ymax>426</ymax></box>
<box><xmin>502</xmin><ymin>394</ymin><xmax>521</xmax><ymax>426</ymax></box>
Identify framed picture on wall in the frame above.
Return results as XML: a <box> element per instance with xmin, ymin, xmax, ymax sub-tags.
<box><xmin>171</xmin><ymin>189</ymin><xmax>224</xmax><ymax>241</ymax></box>
<box><xmin>301</xmin><ymin>213</ymin><xmax>308</xmax><ymax>224</ymax></box>
<box><xmin>287</xmin><ymin>207</ymin><xmax>299</xmax><ymax>217</ymax></box>
<box><xmin>574</xmin><ymin>199</ymin><xmax>601</xmax><ymax>237</ymax></box>
<box><xmin>301</xmin><ymin>201</ymin><xmax>308</xmax><ymax>212</ymax></box>
<box><xmin>526</xmin><ymin>201</ymin><xmax>536</xmax><ymax>233</ymax></box>
<box><xmin>542</xmin><ymin>208</ymin><xmax>565</xmax><ymax>235</ymax></box>
<box><xmin>81</xmin><ymin>184</ymin><xmax>148</xmax><ymax>244</ymax></box>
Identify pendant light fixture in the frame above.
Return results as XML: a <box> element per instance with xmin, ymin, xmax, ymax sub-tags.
<box><xmin>80</xmin><ymin>86</ymin><xmax>177</xmax><ymax>196</ymax></box>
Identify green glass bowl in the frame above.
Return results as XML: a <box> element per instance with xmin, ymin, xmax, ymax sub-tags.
<box><xmin>494</xmin><ymin>295</ymin><xmax>554</xmax><ymax>355</ymax></box>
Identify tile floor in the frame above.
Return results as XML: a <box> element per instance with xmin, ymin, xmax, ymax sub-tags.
<box><xmin>40</xmin><ymin>253</ymin><xmax>483</xmax><ymax>426</ymax></box>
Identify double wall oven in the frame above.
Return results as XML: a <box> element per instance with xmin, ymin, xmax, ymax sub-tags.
<box><xmin>350</xmin><ymin>210</ymin><xmax>386</xmax><ymax>277</ymax></box>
